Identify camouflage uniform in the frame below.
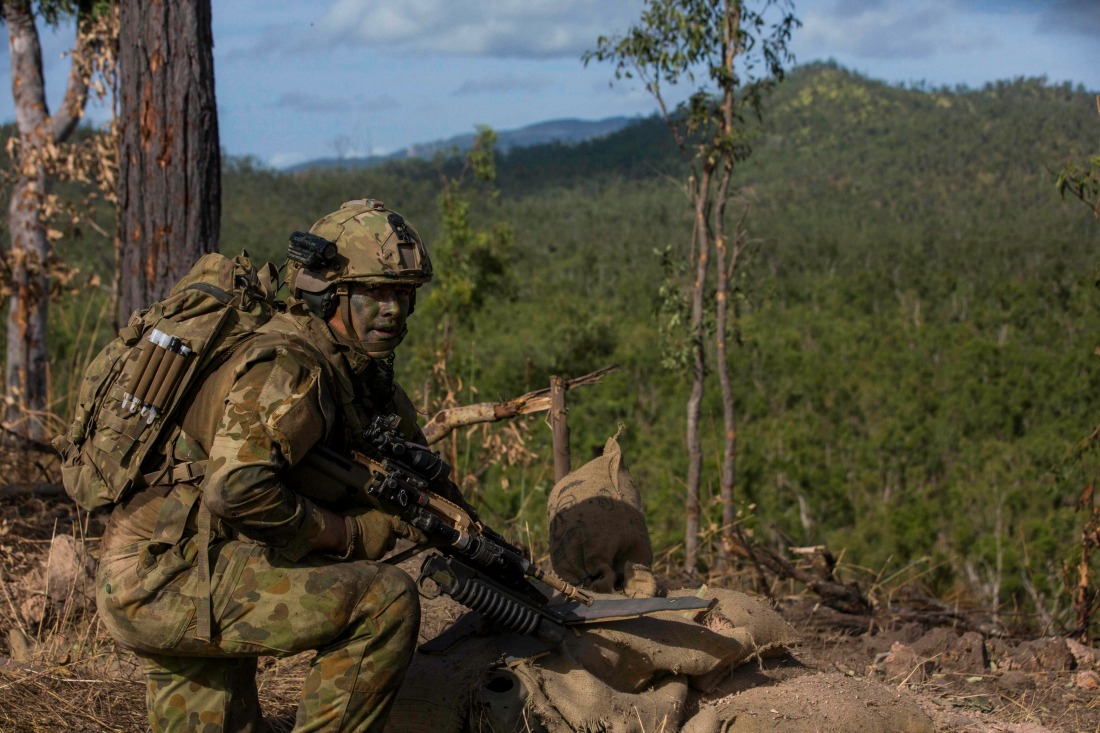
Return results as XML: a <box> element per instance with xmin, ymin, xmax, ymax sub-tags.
<box><xmin>98</xmin><ymin>296</ymin><xmax>425</xmax><ymax>731</ymax></box>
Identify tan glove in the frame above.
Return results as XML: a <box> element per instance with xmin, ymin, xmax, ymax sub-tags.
<box><xmin>343</xmin><ymin>508</ymin><xmax>426</xmax><ymax>561</ymax></box>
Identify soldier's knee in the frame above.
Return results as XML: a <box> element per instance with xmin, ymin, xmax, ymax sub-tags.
<box><xmin>375</xmin><ymin>563</ymin><xmax>419</xmax><ymax>614</ymax></box>
<box><xmin>360</xmin><ymin>563</ymin><xmax>420</xmax><ymax>633</ymax></box>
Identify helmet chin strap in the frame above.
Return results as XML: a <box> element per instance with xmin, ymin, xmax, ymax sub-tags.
<box><xmin>333</xmin><ymin>284</ymin><xmax>357</xmax><ymax>341</ymax></box>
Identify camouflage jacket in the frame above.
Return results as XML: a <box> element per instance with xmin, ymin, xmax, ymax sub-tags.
<box><xmin>102</xmin><ymin>299</ymin><xmax>423</xmax><ymax>558</ymax></box>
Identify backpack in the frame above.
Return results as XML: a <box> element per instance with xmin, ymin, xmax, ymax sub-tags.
<box><xmin>53</xmin><ymin>251</ymin><xmax>281</xmax><ymax>512</ymax></box>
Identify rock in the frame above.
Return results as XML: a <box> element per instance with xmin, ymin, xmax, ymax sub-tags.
<box><xmin>876</xmin><ymin>641</ymin><xmax>935</xmax><ymax>684</ymax></box>
<box><xmin>7</xmin><ymin>628</ymin><xmax>34</xmax><ymax>663</ymax></box>
<box><xmin>1012</xmin><ymin>638</ymin><xmax>1076</xmax><ymax>673</ymax></box>
<box><xmin>986</xmin><ymin>638</ymin><xmax>1017</xmax><ymax>671</ymax></box>
<box><xmin>911</xmin><ymin>627</ymin><xmax>988</xmax><ymax>674</ymax></box>
<box><xmin>45</xmin><ymin>534</ymin><xmax>95</xmax><ymax>606</ymax></box>
<box><xmin>1074</xmin><ymin>670</ymin><xmax>1100</xmax><ymax>690</ymax></box>
<box><xmin>1067</xmin><ymin>638</ymin><xmax>1100</xmax><ymax>670</ymax></box>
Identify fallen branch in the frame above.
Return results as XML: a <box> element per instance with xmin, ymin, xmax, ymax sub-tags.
<box><xmin>887</xmin><ymin>590</ymin><xmax>1005</xmax><ymax>637</ymax></box>
<box><xmin>730</xmin><ymin>527</ymin><xmax>872</xmax><ymax>616</ymax></box>
<box><xmin>422</xmin><ymin>365</ymin><xmax>618</xmax><ymax>445</ymax></box>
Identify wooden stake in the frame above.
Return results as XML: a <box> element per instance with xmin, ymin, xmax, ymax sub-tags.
<box><xmin>550</xmin><ymin>375</ymin><xmax>570</xmax><ymax>483</ymax></box>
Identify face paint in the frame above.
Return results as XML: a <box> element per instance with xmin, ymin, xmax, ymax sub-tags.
<box><xmin>344</xmin><ymin>284</ymin><xmax>413</xmax><ymax>358</ymax></box>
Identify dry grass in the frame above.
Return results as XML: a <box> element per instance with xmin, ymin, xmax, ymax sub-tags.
<box><xmin>2</xmin><ymin>492</ymin><xmax>1100</xmax><ymax>732</ymax></box>
<box><xmin>0</xmin><ymin>493</ymin><xmax>147</xmax><ymax>732</ymax></box>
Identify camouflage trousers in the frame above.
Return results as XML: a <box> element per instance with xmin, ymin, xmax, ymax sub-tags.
<box><xmin>97</xmin><ymin>535</ymin><xmax>420</xmax><ymax>732</ymax></box>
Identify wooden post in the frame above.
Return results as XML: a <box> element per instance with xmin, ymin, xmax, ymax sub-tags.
<box><xmin>550</xmin><ymin>375</ymin><xmax>570</xmax><ymax>483</ymax></box>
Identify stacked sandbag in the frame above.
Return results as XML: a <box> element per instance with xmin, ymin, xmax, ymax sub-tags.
<box><xmin>547</xmin><ymin>428</ymin><xmax>657</xmax><ymax>598</ymax></box>
<box><xmin>509</xmin><ymin>586</ymin><xmax>798</xmax><ymax>733</ymax></box>
<box><xmin>393</xmin><ymin>427</ymin><xmax>933</xmax><ymax>733</ymax></box>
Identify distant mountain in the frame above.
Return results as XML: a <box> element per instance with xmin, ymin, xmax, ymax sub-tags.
<box><xmin>287</xmin><ymin>116</ymin><xmax>637</xmax><ymax>172</ymax></box>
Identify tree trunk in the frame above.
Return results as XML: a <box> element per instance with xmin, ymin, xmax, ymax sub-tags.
<box><xmin>116</xmin><ymin>0</ymin><xmax>220</xmax><ymax>324</ymax></box>
<box><xmin>684</xmin><ymin>171</ymin><xmax>712</xmax><ymax>577</ymax></box>
<box><xmin>5</xmin><ymin>175</ymin><xmax>50</xmax><ymax>441</ymax></box>
<box><xmin>713</xmin><ymin>179</ymin><xmax>737</xmax><ymax>571</ymax></box>
<box><xmin>714</xmin><ymin>3</ymin><xmax>742</xmax><ymax>571</ymax></box>
<box><xmin>2</xmin><ymin>0</ymin><xmax>93</xmax><ymax>441</ymax></box>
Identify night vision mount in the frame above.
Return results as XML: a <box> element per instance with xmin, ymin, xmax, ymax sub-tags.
<box><xmin>287</xmin><ymin>231</ymin><xmax>338</xmax><ymax>270</ymax></box>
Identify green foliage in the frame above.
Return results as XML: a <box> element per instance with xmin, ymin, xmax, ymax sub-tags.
<box><xmin>1056</xmin><ymin>155</ymin><xmax>1100</xmax><ymax>218</ymax></box>
<box><xmin>654</xmin><ymin>244</ymin><xmax>695</xmax><ymax>371</ymax></box>
<box><xmin>31</xmin><ymin>65</ymin><xmax>1100</xmax><ymax>630</ymax></box>
<box><xmin>4</xmin><ymin>0</ymin><xmax>113</xmax><ymax>26</ymax></box>
<box><xmin>584</xmin><ymin>0</ymin><xmax>798</xmax><ymax>161</ymax></box>
<box><xmin>1055</xmin><ymin>96</ymin><xmax>1100</xmax><ymax>220</ymax></box>
<box><xmin>422</xmin><ymin>127</ymin><xmax>514</xmax><ymax>323</ymax></box>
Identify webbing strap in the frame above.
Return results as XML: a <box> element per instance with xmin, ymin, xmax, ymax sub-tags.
<box><xmin>149</xmin><ymin>483</ymin><xmax>201</xmax><ymax>546</ymax></box>
<box><xmin>143</xmin><ymin>460</ymin><xmax>206</xmax><ymax>488</ymax></box>
<box><xmin>338</xmin><ymin>284</ymin><xmax>359</xmax><ymax>340</ymax></box>
<box><xmin>184</xmin><ymin>282</ymin><xmax>235</xmax><ymax>305</ymax></box>
<box><xmin>196</xmin><ymin>504</ymin><xmax>214</xmax><ymax>641</ymax></box>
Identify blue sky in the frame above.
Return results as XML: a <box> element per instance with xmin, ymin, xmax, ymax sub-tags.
<box><xmin>3</xmin><ymin>0</ymin><xmax>1098</xmax><ymax>169</ymax></box>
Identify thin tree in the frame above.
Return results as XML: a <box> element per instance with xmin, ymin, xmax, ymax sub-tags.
<box><xmin>1055</xmin><ymin>95</ymin><xmax>1100</xmax><ymax>221</ymax></box>
<box><xmin>114</xmin><ymin>0</ymin><xmax>219</xmax><ymax>324</ymax></box>
<box><xmin>586</xmin><ymin>0</ymin><xmax>797</xmax><ymax>574</ymax></box>
<box><xmin>2</xmin><ymin>0</ymin><xmax>113</xmax><ymax>441</ymax></box>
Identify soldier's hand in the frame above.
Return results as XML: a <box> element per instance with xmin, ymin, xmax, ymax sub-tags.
<box><xmin>343</xmin><ymin>509</ymin><xmax>398</xmax><ymax>560</ymax></box>
<box><xmin>343</xmin><ymin>508</ymin><xmax>426</xmax><ymax>560</ymax></box>
<box><xmin>392</xmin><ymin>517</ymin><xmax>428</xmax><ymax>545</ymax></box>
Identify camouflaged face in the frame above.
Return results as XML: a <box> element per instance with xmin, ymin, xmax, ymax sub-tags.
<box><xmin>293</xmin><ymin>200</ymin><xmax>432</xmax><ymax>293</ymax></box>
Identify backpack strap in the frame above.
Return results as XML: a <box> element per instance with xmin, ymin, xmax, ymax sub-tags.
<box><xmin>195</xmin><ymin>504</ymin><xmax>214</xmax><ymax>641</ymax></box>
<box><xmin>143</xmin><ymin>460</ymin><xmax>206</xmax><ymax>487</ymax></box>
<box><xmin>183</xmin><ymin>282</ymin><xmax>236</xmax><ymax>305</ymax></box>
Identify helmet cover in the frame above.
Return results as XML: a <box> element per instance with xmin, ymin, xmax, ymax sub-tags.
<box><xmin>291</xmin><ymin>199</ymin><xmax>432</xmax><ymax>294</ymax></box>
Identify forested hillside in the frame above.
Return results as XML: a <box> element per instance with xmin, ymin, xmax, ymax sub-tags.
<box><xmin>37</xmin><ymin>62</ymin><xmax>1100</xmax><ymax>628</ymax></box>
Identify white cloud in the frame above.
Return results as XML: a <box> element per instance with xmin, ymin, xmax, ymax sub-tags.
<box><xmin>452</xmin><ymin>74</ymin><xmax>552</xmax><ymax>97</ymax></box>
<box><xmin>274</xmin><ymin>91</ymin><xmax>353</xmax><ymax>114</ymax></box>
<box><xmin>799</xmin><ymin>0</ymin><xmax>995</xmax><ymax>60</ymax></box>
<box><xmin>315</xmin><ymin>0</ymin><xmax>644</xmax><ymax>58</ymax></box>
<box><xmin>1037</xmin><ymin>0</ymin><xmax>1100</xmax><ymax>37</ymax></box>
<box><xmin>268</xmin><ymin>151</ymin><xmax>310</xmax><ymax>169</ymax></box>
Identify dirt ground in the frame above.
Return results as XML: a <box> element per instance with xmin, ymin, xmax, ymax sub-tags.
<box><xmin>0</xmin><ymin>494</ymin><xmax>1097</xmax><ymax>732</ymax></box>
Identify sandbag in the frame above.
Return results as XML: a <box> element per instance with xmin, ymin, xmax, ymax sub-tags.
<box><xmin>547</xmin><ymin>428</ymin><xmax>657</xmax><ymax>598</ymax></box>
<box><xmin>508</xmin><ymin>586</ymin><xmax>798</xmax><ymax>733</ymax></box>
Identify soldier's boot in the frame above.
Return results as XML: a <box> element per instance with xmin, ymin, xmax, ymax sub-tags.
<box><xmin>294</xmin><ymin>563</ymin><xmax>420</xmax><ymax>733</ymax></box>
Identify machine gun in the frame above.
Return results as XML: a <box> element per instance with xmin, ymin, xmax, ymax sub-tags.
<box><xmin>292</xmin><ymin>414</ymin><xmax>712</xmax><ymax>644</ymax></box>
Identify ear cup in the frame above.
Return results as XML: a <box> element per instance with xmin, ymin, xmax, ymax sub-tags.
<box><xmin>302</xmin><ymin>289</ymin><xmax>338</xmax><ymax>319</ymax></box>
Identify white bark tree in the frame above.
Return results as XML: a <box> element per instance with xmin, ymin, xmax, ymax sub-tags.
<box><xmin>2</xmin><ymin>0</ymin><xmax>112</xmax><ymax>441</ymax></box>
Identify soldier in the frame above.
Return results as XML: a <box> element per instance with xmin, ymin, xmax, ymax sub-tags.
<box><xmin>96</xmin><ymin>199</ymin><xmax>434</xmax><ymax>732</ymax></box>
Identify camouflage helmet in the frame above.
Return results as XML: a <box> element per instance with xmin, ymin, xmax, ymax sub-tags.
<box><xmin>289</xmin><ymin>198</ymin><xmax>432</xmax><ymax>296</ymax></box>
